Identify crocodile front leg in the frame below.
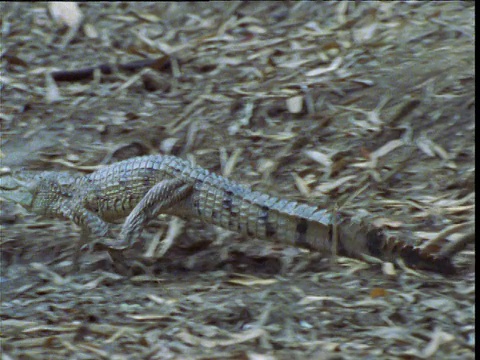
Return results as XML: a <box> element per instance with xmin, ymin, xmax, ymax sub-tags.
<box><xmin>56</xmin><ymin>200</ymin><xmax>112</xmax><ymax>271</ymax></box>
<box><xmin>62</xmin><ymin>201</ymin><xmax>111</xmax><ymax>237</ymax></box>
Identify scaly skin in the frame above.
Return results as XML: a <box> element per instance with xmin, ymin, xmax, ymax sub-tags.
<box><xmin>0</xmin><ymin>155</ymin><xmax>455</xmax><ymax>274</ymax></box>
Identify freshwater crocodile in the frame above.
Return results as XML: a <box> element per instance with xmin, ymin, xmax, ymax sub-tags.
<box><xmin>0</xmin><ymin>155</ymin><xmax>455</xmax><ymax>274</ymax></box>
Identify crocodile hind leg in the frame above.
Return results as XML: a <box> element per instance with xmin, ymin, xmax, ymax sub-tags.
<box><xmin>104</xmin><ymin>178</ymin><xmax>194</xmax><ymax>250</ymax></box>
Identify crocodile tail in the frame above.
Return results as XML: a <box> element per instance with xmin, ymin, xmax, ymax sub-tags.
<box><xmin>365</xmin><ymin>229</ymin><xmax>456</xmax><ymax>275</ymax></box>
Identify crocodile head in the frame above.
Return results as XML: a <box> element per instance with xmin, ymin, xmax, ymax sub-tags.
<box><xmin>0</xmin><ymin>173</ymin><xmax>37</xmax><ymax>210</ymax></box>
<box><xmin>0</xmin><ymin>171</ymin><xmax>76</xmax><ymax>213</ymax></box>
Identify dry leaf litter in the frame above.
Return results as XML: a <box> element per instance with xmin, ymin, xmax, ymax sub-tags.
<box><xmin>0</xmin><ymin>2</ymin><xmax>474</xmax><ymax>359</ymax></box>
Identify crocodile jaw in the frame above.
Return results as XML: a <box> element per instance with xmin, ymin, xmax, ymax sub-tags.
<box><xmin>0</xmin><ymin>188</ymin><xmax>34</xmax><ymax>210</ymax></box>
<box><xmin>0</xmin><ymin>175</ymin><xmax>36</xmax><ymax>210</ymax></box>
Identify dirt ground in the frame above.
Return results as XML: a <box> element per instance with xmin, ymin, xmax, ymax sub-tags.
<box><xmin>0</xmin><ymin>2</ymin><xmax>475</xmax><ymax>359</ymax></box>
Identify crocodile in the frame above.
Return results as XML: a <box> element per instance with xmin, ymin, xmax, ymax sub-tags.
<box><xmin>0</xmin><ymin>155</ymin><xmax>456</xmax><ymax>274</ymax></box>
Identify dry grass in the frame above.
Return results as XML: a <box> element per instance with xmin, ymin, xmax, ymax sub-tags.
<box><xmin>1</xmin><ymin>2</ymin><xmax>474</xmax><ymax>359</ymax></box>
